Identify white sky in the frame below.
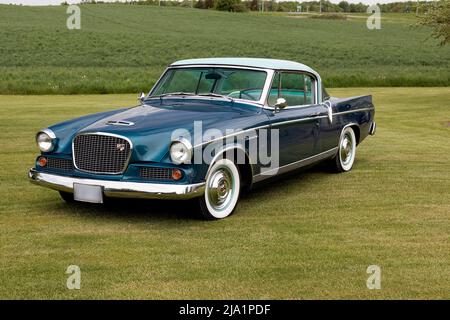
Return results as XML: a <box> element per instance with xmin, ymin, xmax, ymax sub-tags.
<box><xmin>0</xmin><ymin>0</ymin><xmax>422</xmax><ymax>6</ymax></box>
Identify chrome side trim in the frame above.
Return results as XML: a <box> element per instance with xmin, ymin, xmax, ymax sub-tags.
<box><xmin>72</xmin><ymin>132</ymin><xmax>133</xmax><ymax>175</ymax></box>
<box><xmin>270</xmin><ymin>115</ymin><xmax>328</xmax><ymax>127</ymax></box>
<box><xmin>192</xmin><ymin>115</ymin><xmax>328</xmax><ymax>149</ymax></box>
<box><xmin>264</xmin><ymin>105</ymin><xmax>375</xmax><ymax>113</ymax></box>
<box><xmin>28</xmin><ymin>169</ymin><xmax>205</xmax><ymax>200</ymax></box>
<box><xmin>193</xmin><ymin>125</ymin><xmax>270</xmax><ymax>149</ymax></box>
<box><xmin>333</xmin><ymin>107</ymin><xmax>374</xmax><ymax>116</ymax></box>
<box><xmin>252</xmin><ymin>147</ymin><xmax>338</xmax><ymax>183</ymax></box>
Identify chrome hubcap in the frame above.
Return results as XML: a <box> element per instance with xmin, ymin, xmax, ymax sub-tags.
<box><xmin>207</xmin><ymin>168</ymin><xmax>233</xmax><ymax>211</ymax></box>
<box><xmin>340</xmin><ymin>133</ymin><xmax>353</xmax><ymax>166</ymax></box>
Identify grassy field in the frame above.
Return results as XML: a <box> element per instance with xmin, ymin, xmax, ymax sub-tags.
<box><xmin>1</xmin><ymin>4</ymin><xmax>449</xmax><ymax>94</ymax></box>
<box><xmin>0</xmin><ymin>88</ymin><xmax>449</xmax><ymax>299</ymax></box>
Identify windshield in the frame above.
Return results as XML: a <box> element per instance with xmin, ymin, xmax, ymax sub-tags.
<box><xmin>150</xmin><ymin>67</ymin><xmax>267</xmax><ymax>102</ymax></box>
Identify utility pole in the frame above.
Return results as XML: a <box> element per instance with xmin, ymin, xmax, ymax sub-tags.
<box><xmin>319</xmin><ymin>0</ymin><xmax>322</xmax><ymax>13</ymax></box>
<box><xmin>261</xmin><ymin>0</ymin><xmax>264</xmax><ymax>13</ymax></box>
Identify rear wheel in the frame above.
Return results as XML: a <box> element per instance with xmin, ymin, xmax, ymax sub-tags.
<box><xmin>331</xmin><ymin>126</ymin><xmax>357</xmax><ymax>173</ymax></box>
<box><xmin>59</xmin><ymin>191</ymin><xmax>75</xmax><ymax>203</ymax></box>
<box><xmin>198</xmin><ymin>159</ymin><xmax>241</xmax><ymax>220</ymax></box>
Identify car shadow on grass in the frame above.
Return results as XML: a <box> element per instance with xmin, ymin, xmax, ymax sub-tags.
<box><xmin>55</xmin><ymin>197</ymin><xmax>200</xmax><ymax>222</ymax></box>
<box><xmin>242</xmin><ymin>161</ymin><xmax>336</xmax><ymax>200</ymax></box>
<box><xmin>53</xmin><ymin>162</ymin><xmax>335</xmax><ymax>222</ymax></box>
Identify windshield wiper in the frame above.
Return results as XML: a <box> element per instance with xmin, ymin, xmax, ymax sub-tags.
<box><xmin>151</xmin><ymin>92</ymin><xmax>195</xmax><ymax>98</ymax></box>
<box><xmin>197</xmin><ymin>93</ymin><xmax>234</xmax><ymax>101</ymax></box>
<box><xmin>150</xmin><ymin>92</ymin><xmax>234</xmax><ymax>102</ymax></box>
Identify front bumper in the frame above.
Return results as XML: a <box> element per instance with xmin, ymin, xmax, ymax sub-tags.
<box><xmin>28</xmin><ymin>168</ymin><xmax>205</xmax><ymax>200</ymax></box>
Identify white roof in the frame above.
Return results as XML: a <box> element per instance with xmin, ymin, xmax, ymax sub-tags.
<box><xmin>171</xmin><ymin>57</ymin><xmax>319</xmax><ymax>76</ymax></box>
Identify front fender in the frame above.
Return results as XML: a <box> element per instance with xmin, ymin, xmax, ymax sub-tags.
<box><xmin>46</xmin><ymin>108</ymin><xmax>128</xmax><ymax>155</ymax></box>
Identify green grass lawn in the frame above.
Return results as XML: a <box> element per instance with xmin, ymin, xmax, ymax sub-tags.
<box><xmin>0</xmin><ymin>88</ymin><xmax>449</xmax><ymax>299</ymax></box>
<box><xmin>1</xmin><ymin>4</ymin><xmax>449</xmax><ymax>94</ymax></box>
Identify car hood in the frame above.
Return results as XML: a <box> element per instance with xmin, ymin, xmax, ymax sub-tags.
<box><xmin>80</xmin><ymin>99</ymin><xmax>260</xmax><ymax>135</ymax></box>
<box><xmin>52</xmin><ymin>98</ymin><xmax>269</xmax><ymax>163</ymax></box>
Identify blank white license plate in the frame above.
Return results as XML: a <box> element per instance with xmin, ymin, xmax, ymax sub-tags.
<box><xmin>73</xmin><ymin>183</ymin><xmax>103</xmax><ymax>204</ymax></box>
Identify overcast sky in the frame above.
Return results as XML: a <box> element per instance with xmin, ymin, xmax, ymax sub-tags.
<box><xmin>0</xmin><ymin>0</ymin><xmax>423</xmax><ymax>6</ymax></box>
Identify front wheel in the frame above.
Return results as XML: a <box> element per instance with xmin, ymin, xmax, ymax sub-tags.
<box><xmin>331</xmin><ymin>126</ymin><xmax>357</xmax><ymax>173</ymax></box>
<box><xmin>198</xmin><ymin>159</ymin><xmax>241</xmax><ymax>220</ymax></box>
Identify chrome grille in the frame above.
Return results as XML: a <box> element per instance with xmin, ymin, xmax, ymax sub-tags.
<box><xmin>46</xmin><ymin>157</ymin><xmax>73</xmax><ymax>171</ymax></box>
<box><xmin>73</xmin><ymin>134</ymin><xmax>131</xmax><ymax>174</ymax></box>
<box><xmin>140</xmin><ymin>167</ymin><xmax>172</xmax><ymax>180</ymax></box>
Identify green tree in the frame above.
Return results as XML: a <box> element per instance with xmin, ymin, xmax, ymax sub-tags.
<box><xmin>195</xmin><ymin>0</ymin><xmax>206</xmax><ymax>8</ymax></box>
<box><xmin>338</xmin><ymin>1</ymin><xmax>349</xmax><ymax>12</ymax></box>
<box><xmin>204</xmin><ymin>0</ymin><xmax>214</xmax><ymax>8</ymax></box>
<box><xmin>420</xmin><ymin>0</ymin><xmax>450</xmax><ymax>46</ymax></box>
<box><xmin>249</xmin><ymin>0</ymin><xmax>258</xmax><ymax>11</ymax></box>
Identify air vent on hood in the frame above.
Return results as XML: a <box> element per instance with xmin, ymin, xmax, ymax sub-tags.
<box><xmin>106</xmin><ymin>120</ymin><xmax>134</xmax><ymax>126</ymax></box>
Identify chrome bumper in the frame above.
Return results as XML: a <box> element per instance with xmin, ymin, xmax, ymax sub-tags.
<box><xmin>28</xmin><ymin>168</ymin><xmax>205</xmax><ymax>200</ymax></box>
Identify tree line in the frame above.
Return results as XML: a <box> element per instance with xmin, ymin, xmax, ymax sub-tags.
<box><xmin>127</xmin><ymin>0</ymin><xmax>436</xmax><ymax>14</ymax></box>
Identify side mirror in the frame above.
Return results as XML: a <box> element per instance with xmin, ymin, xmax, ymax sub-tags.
<box><xmin>138</xmin><ymin>92</ymin><xmax>146</xmax><ymax>103</ymax></box>
<box><xmin>274</xmin><ymin>98</ymin><xmax>287</xmax><ymax>111</ymax></box>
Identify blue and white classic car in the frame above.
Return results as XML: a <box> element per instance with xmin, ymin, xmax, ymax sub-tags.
<box><xmin>29</xmin><ymin>58</ymin><xmax>376</xmax><ymax>220</ymax></box>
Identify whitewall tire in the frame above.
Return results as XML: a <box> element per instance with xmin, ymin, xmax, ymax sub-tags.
<box><xmin>333</xmin><ymin>126</ymin><xmax>357</xmax><ymax>173</ymax></box>
<box><xmin>198</xmin><ymin>158</ymin><xmax>241</xmax><ymax>220</ymax></box>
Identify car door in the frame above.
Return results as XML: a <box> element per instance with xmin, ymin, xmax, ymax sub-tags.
<box><xmin>266</xmin><ymin>71</ymin><xmax>322</xmax><ymax>167</ymax></box>
<box><xmin>316</xmin><ymin>97</ymin><xmax>341</xmax><ymax>153</ymax></box>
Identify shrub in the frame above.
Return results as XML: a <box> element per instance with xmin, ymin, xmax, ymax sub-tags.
<box><xmin>232</xmin><ymin>3</ymin><xmax>249</xmax><ymax>12</ymax></box>
<box><xmin>215</xmin><ymin>0</ymin><xmax>240</xmax><ymax>12</ymax></box>
<box><xmin>309</xmin><ymin>14</ymin><xmax>347</xmax><ymax>20</ymax></box>
<box><xmin>195</xmin><ymin>0</ymin><xmax>205</xmax><ymax>9</ymax></box>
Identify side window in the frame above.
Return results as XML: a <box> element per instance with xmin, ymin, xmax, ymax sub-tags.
<box><xmin>268</xmin><ymin>72</ymin><xmax>315</xmax><ymax>107</ymax></box>
<box><xmin>220</xmin><ymin>70</ymin><xmax>266</xmax><ymax>101</ymax></box>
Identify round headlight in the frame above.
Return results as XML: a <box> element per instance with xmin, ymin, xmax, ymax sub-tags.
<box><xmin>36</xmin><ymin>130</ymin><xmax>55</xmax><ymax>152</ymax></box>
<box><xmin>170</xmin><ymin>139</ymin><xmax>192</xmax><ymax>164</ymax></box>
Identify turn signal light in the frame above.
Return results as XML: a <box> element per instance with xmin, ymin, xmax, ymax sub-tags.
<box><xmin>37</xmin><ymin>156</ymin><xmax>47</xmax><ymax>167</ymax></box>
<box><xmin>172</xmin><ymin>169</ymin><xmax>183</xmax><ymax>180</ymax></box>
